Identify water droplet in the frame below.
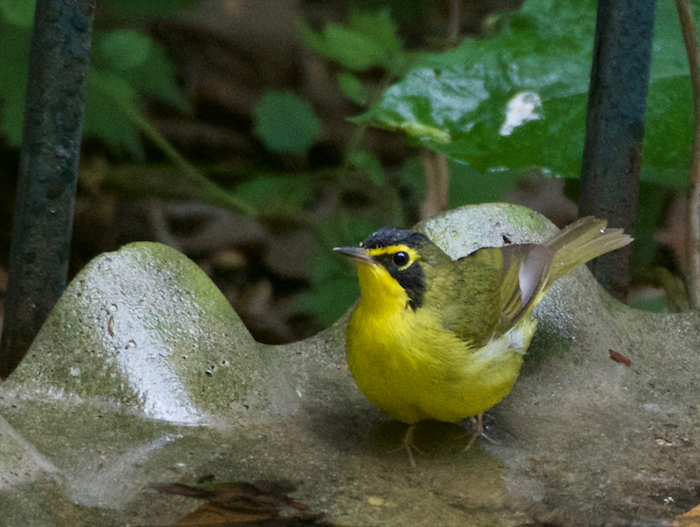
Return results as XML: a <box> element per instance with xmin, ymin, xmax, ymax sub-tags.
<box><xmin>108</xmin><ymin>304</ymin><xmax>118</xmax><ymax>313</ymax></box>
<box><xmin>125</xmin><ymin>340</ymin><xmax>136</xmax><ymax>349</ymax></box>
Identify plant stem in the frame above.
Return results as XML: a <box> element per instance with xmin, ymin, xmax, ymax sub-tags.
<box><xmin>419</xmin><ymin>149</ymin><xmax>449</xmax><ymax>220</ymax></box>
<box><xmin>675</xmin><ymin>0</ymin><xmax>700</xmax><ymax>308</ymax></box>
<box><xmin>92</xmin><ymin>74</ymin><xmax>257</xmax><ymax>218</ymax></box>
<box><xmin>117</xmin><ymin>99</ymin><xmax>258</xmax><ymax>218</ymax></box>
<box><xmin>448</xmin><ymin>0</ymin><xmax>461</xmax><ymax>45</ymax></box>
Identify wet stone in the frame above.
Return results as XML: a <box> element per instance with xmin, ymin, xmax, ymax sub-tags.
<box><xmin>0</xmin><ymin>203</ymin><xmax>699</xmax><ymax>526</ymax></box>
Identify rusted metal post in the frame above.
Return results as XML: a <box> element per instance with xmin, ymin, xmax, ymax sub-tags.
<box><xmin>0</xmin><ymin>0</ymin><xmax>95</xmax><ymax>378</ymax></box>
<box><xmin>579</xmin><ymin>0</ymin><xmax>656</xmax><ymax>301</ymax></box>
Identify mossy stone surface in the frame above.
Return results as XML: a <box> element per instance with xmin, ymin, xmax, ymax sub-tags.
<box><xmin>1</xmin><ymin>242</ymin><xmax>287</xmax><ymax>425</ymax></box>
<box><xmin>1</xmin><ymin>204</ymin><xmax>699</xmax><ymax>526</ymax></box>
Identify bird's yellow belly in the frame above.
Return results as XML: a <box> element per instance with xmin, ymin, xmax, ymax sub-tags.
<box><xmin>346</xmin><ymin>305</ymin><xmax>530</xmax><ymax>424</ymax></box>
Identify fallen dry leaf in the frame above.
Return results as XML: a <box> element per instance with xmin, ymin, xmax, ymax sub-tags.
<box><xmin>608</xmin><ymin>349</ymin><xmax>632</xmax><ymax>367</ymax></box>
<box><xmin>153</xmin><ymin>479</ymin><xmax>337</xmax><ymax>526</ymax></box>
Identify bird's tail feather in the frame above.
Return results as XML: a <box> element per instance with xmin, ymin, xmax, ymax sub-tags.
<box><xmin>545</xmin><ymin>216</ymin><xmax>633</xmax><ymax>285</ymax></box>
<box><xmin>495</xmin><ymin>216</ymin><xmax>632</xmax><ymax>335</ymax></box>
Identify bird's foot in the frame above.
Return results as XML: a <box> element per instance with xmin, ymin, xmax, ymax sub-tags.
<box><xmin>391</xmin><ymin>424</ymin><xmax>423</xmax><ymax>467</ymax></box>
<box><xmin>461</xmin><ymin>413</ymin><xmax>497</xmax><ymax>452</ymax></box>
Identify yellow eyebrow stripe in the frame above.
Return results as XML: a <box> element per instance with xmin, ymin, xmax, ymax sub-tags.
<box><xmin>366</xmin><ymin>245</ymin><xmax>418</xmax><ymax>259</ymax></box>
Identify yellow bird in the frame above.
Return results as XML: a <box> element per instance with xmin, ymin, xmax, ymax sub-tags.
<box><xmin>334</xmin><ymin>217</ymin><xmax>632</xmax><ymax>461</ymax></box>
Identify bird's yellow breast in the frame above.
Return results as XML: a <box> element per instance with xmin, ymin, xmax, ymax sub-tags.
<box><xmin>346</xmin><ymin>263</ymin><xmax>530</xmax><ymax>424</ymax></box>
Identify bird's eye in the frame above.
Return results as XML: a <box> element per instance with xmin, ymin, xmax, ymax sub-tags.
<box><xmin>393</xmin><ymin>252</ymin><xmax>410</xmax><ymax>267</ymax></box>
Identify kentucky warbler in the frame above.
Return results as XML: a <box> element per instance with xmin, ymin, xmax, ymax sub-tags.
<box><xmin>334</xmin><ymin>217</ymin><xmax>632</xmax><ymax>431</ymax></box>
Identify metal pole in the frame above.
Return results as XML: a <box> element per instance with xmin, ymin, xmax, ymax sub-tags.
<box><xmin>579</xmin><ymin>0</ymin><xmax>656</xmax><ymax>301</ymax></box>
<box><xmin>0</xmin><ymin>0</ymin><xmax>96</xmax><ymax>378</ymax></box>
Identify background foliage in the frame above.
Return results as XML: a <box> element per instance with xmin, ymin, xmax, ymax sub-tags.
<box><xmin>0</xmin><ymin>0</ymin><xmax>696</xmax><ymax>339</ymax></box>
<box><xmin>0</xmin><ymin>0</ymin><xmax>195</xmax><ymax>158</ymax></box>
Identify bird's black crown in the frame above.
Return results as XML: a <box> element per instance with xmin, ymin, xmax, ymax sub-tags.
<box><xmin>361</xmin><ymin>227</ymin><xmax>430</xmax><ymax>250</ymax></box>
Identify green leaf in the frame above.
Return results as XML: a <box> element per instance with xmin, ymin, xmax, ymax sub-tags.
<box><xmin>99</xmin><ymin>30</ymin><xmax>152</xmax><ymax>71</ymax></box>
<box><xmin>337</xmin><ymin>72</ymin><xmax>367</xmax><ymax>105</ymax></box>
<box><xmin>0</xmin><ymin>0</ymin><xmax>35</xmax><ymax>27</ymax></box>
<box><xmin>85</xmin><ymin>69</ymin><xmax>144</xmax><ymax>158</ymax></box>
<box><xmin>356</xmin><ymin>26</ymin><xmax>593</xmax><ymax>175</ymax></box>
<box><xmin>300</xmin><ymin>8</ymin><xmax>406</xmax><ymax>74</ymax></box>
<box><xmin>253</xmin><ymin>91</ymin><xmax>322</xmax><ymax>154</ymax></box>
<box><xmin>86</xmin><ymin>28</ymin><xmax>190</xmax><ymax>158</ymax></box>
<box><xmin>233</xmin><ymin>176</ymin><xmax>310</xmax><ymax>217</ymax></box>
<box><xmin>347</xmin><ymin>8</ymin><xmax>402</xmax><ymax>56</ymax></box>
<box><xmin>309</xmin><ymin>24</ymin><xmax>389</xmax><ymax>71</ymax></box>
<box><xmin>93</xmin><ymin>30</ymin><xmax>189</xmax><ymax>112</ymax></box>
<box><xmin>355</xmin><ymin>0</ymin><xmax>698</xmax><ymax>183</ymax></box>
<box><xmin>349</xmin><ymin>150</ymin><xmax>385</xmax><ymax>185</ymax></box>
<box><xmin>0</xmin><ymin>22</ymin><xmax>30</xmax><ymax>144</ymax></box>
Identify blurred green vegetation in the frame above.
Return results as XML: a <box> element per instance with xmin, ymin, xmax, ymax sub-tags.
<box><xmin>0</xmin><ymin>0</ymin><xmax>195</xmax><ymax>156</ymax></box>
<box><xmin>0</xmin><ymin>0</ymin><xmax>696</xmax><ymax>331</ymax></box>
<box><xmin>253</xmin><ymin>91</ymin><xmax>322</xmax><ymax>155</ymax></box>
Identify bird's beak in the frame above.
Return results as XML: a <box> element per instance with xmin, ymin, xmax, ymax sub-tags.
<box><xmin>333</xmin><ymin>246</ymin><xmax>373</xmax><ymax>265</ymax></box>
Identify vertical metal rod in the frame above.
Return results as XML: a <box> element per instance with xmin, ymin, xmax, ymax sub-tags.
<box><xmin>0</xmin><ymin>0</ymin><xmax>95</xmax><ymax>378</ymax></box>
<box><xmin>578</xmin><ymin>0</ymin><xmax>656</xmax><ymax>301</ymax></box>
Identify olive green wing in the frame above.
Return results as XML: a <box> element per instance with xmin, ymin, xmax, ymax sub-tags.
<box><xmin>496</xmin><ymin>216</ymin><xmax>632</xmax><ymax>334</ymax></box>
<box><xmin>445</xmin><ymin>243</ymin><xmax>556</xmax><ymax>343</ymax></box>
<box><xmin>436</xmin><ymin>216</ymin><xmax>632</xmax><ymax>345</ymax></box>
<box><xmin>494</xmin><ymin>243</ymin><xmax>556</xmax><ymax>336</ymax></box>
<box><xmin>428</xmin><ymin>247</ymin><xmax>508</xmax><ymax>346</ymax></box>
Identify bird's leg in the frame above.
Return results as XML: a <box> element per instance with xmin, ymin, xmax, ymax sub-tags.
<box><xmin>388</xmin><ymin>423</ymin><xmax>423</xmax><ymax>466</ymax></box>
<box><xmin>462</xmin><ymin>413</ymin><xmax>484</xmax><ymax>452</ymax></box>
<box><xmin>402</xmin><ymin>424</ymin><xmax>417</xmax><ymax>468</ymax></box>
<box><xmin>472</xmin><ymin>412</ymin><xmax>483</xmax><ymax>436</ymax></box>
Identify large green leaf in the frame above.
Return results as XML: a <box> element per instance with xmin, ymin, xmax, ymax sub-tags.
<box><xmin>355</xmin><ymin>0</ymin><xmax>697</xmax><ymax>186</ymax></box>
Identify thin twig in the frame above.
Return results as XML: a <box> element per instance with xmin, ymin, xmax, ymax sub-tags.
<box><xmin>419</xmin><ymin>149</ymin><xmax>450</xmax><ymax>220</ymax></box>
<box><xmin>675</xmin><ymin>0</ymin><xmax>700</xmax><ymax>307</ymax></box>
<box><xmin>91</xmin><ymin>75</ymin><xmax>258</xmax><ymax>218</ymax></box>
<box><xmin>448</xmin><ymin>0</ymin><xmax>461</xmax><ymax>45</ymax></box>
